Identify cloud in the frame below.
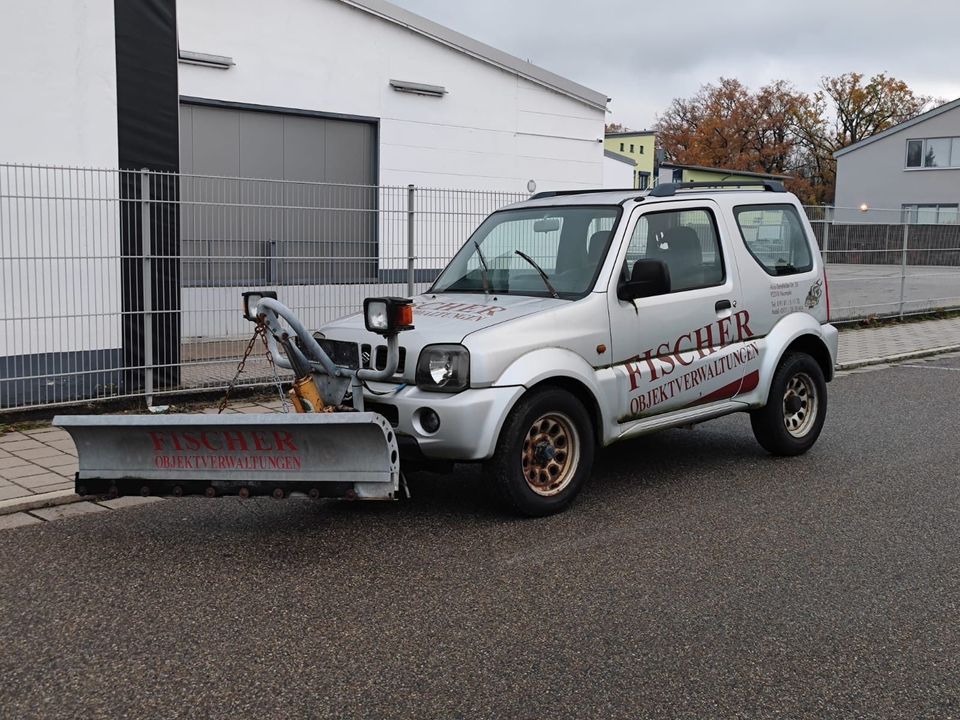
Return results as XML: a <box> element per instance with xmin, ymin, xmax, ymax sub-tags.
<box><xmin>388</xmin><ymin>0</ymin><xmax>960</xmax><ymax>127</ymax></box>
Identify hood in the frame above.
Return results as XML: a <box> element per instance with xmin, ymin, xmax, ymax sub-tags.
<box><xmin>318</xmin><ymin>293</ymin><xmax>567</xmax><ymax>382</ymax></box>
<box><xmin>322</xmin><ymin>293</ymin><xmax>567</xmax><ymax>341</ymax></box>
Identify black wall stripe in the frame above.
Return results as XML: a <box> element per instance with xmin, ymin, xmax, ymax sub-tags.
<box><xmin>114</xmin><ymin>0</ymin><xmax>181</xmax><ymax>393</ymax></box>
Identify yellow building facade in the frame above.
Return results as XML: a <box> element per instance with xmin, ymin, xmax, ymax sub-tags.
<box><xmin>603</xmin><ymin>131</ymin><xmax>656</xmax><ymax>189</ymax></box>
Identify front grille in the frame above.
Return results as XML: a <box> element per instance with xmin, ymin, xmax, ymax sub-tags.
<box><xmin>316</xmin><ymin>339</ymin><xmax>360</xmax><ymax>369</ymax></box>
<box><xmin>374</xmin><ymin>345</ymin><xmax>406</xmax><ymax>374</ymax></box>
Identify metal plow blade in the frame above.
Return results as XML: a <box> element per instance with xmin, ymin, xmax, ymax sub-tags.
<box><xmin>54</xmin><ymin>413</ymin><xmax>401</xmax><ymax>500</ymax></box>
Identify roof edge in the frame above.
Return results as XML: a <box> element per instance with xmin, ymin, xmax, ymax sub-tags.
<box><xmin>337</xmin><ymin>0</ymin><xmax>609</xmax><ymax>111</ymax></box>
<box><xmin>604</xmin><ymin>149</ymin><xmax>636</xmax><ymax>165</ymax></box>
<box><xmin>659</xmin><ymin>162</ymin><xmax>791</xmax><ymax>181</ymax></box>
<box><xmin>834</xmin><ymin>97</ymin><xmax>960</xmax><ymax>159</ymax></box>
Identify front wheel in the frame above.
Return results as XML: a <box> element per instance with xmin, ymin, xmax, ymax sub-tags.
<box><xmin>750</xmin><ymin>352</ymin><xmax>827</xmax><ymax>456</ymax></box>
<box><xmin>484</xmin><ymin>387</ymin><xmax>595</xmax><ymax>517</ymax></box>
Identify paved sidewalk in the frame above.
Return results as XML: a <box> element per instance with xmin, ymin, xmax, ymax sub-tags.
<box><xmin>2</xmin><ymin>316</ymin><xmax>959</xmax><ymax>521</ymax></box>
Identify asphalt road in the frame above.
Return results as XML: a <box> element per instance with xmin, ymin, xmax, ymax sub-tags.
<box><xmin>2</xmin><ymin>355</ymin><xmax>960</xmax><ymax>719</ymax></box>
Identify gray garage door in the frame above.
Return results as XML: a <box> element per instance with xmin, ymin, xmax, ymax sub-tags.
<box><xmin>179</xmin><ymin>103</ymin><xmax>378</xmax><ymax>287</ymax></box>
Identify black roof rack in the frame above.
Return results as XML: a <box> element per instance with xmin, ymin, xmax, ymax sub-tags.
<box><xmin>647</xmin><ymin>180</ymin><xmax>786</xmax><ymax>198</ymax></box>
<box><xmin>529</xmin><ymin>188</ymin><xmax>636</xmax><ymax>200</ymax></box>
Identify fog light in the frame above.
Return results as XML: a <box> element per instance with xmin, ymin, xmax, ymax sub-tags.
<box><xmin>419</xmin><ymin>407</ymin><xmax>440</xmax><ymax>434</ymax></box>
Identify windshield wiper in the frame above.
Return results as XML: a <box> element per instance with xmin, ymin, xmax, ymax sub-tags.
<box><xmin>514</xmin><ymin>250</ymin><xmax>560</xmax><ymax>299</ymax></box>
<box><xmin>474</xmin><ymin>241</ymin><xmax>491</xmax><ymax>295</ymax></box>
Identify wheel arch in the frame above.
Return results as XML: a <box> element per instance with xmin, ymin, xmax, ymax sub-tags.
<box><xmin>783</xmin><ymin>334</ymin><xmax>835</xmax><ymax>382</ymax></box>
<box><xmin>524</xmin><ymin>377</ymin><xmax>604</xmax><ymax>448</ymax></box>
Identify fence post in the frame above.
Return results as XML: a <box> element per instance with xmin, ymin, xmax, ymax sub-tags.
<box><xmin>406</xmin><ymin>184</ymin><xmax>416</xmax><ymax>297</ymax></box>
<box><xmin>821</xmin><ymin>206</ymin><xmax>832</xmax><ymax>263</ymax></box>
<box><xmin>898</xmin><ymin>223</ymin><xmax>909</xmax><ymax>318</ymax></box>
<box><xmin>140</xmin><ymin>168</ymin><xmax>154</xmax><ymax>407</ymax></box>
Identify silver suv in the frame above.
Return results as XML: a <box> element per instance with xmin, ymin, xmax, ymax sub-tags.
<box><xmin>319</xmin><ymin>181</ymin><xmax>838</xmax><ymax>515</ymax></box>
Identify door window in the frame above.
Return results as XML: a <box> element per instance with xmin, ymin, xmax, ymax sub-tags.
<box><xmin>623</xmin><ymin>208</ymin><xmax>725</xmax><ymax>293</ymax></box>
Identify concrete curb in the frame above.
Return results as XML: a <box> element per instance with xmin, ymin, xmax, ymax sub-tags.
<box><xmin>836</xmin><ymin>344</ymin><xmax>960</xmax><ymax>371</ymax></box>
<box><xmin>0</xmin><ymin>488</ymin><xmax>87</xmax><ymax>516</ymax></box>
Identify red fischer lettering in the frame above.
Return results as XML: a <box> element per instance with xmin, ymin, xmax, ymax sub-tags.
<box><xmin>625</xmin><ymin>360</ymin><xmax>646</xmax><ymax>391</ymax></box>
<box><xmin>252</xmin><ymin>431</ymin><xmax>271</xmax><ymax>452</ymax></box>
<box><xmin>223</xmin><ymin>431</ymin><xmax>248</xmax><ymax>452</ymax></box>
<box><xmin>657</xmin><ymin>342</ymin><xmax>675</xmax><ymax>376</ymax></box>
<box><xmin>273</xmin><ymin>431</ymin><xmax>297</xmax><ymax>452</ymax></box>
<box><xmin>734</xmin><ymin>310</ymin><xmax>753</xmax><ymax>341</ymax></box>
<box><xmin>148</xmin><ymin>432</ymin><xmax>165</xmax><ymax>452</ymax></box>
<box><xmin>717</xmin><ymin>315</ymin><xmax>733</xmax><ymax>345</ymax></box>
<box><xmin>694</xmin><ymin>324</ymin><xmax>717</xmax><ymax>359</ymax></box>
<box><xmin>674</xmin><ymin>332</ymin><xmax>693</xmax><ymax>367</ymax></box>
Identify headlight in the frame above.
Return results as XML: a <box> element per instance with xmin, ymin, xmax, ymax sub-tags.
<box><xmin>416</xmin><ymin>344</ymin><xmax>470</xmax><ymax>393</ymax></box>
<box><xmin>241</xmin><ymin>289</ymin><xmax>277</xmax><ymax>321</ymax></box>
<box><xmin>363</xmin><ymin>297</ymin><xmax>414</xmax><ymax>336</ymax></box>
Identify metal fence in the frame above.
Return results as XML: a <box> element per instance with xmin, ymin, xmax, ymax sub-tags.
<box><xmin>806</xmin><ymin>206</ymin><xmax>960</xmax><ymax>321</ymax></box>
<box><xmin>1</xmin><ymin>162</ymin><xmax>959</xmax><ymax>411</ymax></box>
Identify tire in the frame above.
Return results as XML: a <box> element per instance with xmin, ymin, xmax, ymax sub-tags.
<box><xmin>750</xmin><ymin>352</ymin><xmax>827</xmax><ymax>456</ymax></box>
<box><xmin>484</xmin><ymin>387</ymin><xmax>595</xmax><ymax>517</ymax></box>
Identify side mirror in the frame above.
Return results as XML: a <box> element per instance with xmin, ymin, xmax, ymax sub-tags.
<box><xmin>617</xmin><ymin>259</ymin><xmax>670</xmax><ymax>301</ymax></box>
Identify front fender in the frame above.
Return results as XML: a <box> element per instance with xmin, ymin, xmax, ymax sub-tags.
<box><xmin>493</xmin><ymin>347</ymin><xmax>616</xmax><ymax>443</ymax></box>
<box><xmin>494</xmin><ymin>347</ymin><xmax>602</xmax><ymax>391</ymax></box>
<box><xmin>750</xmin><ymin>314</ymin><xmax>838</xmax><ymax>407</ymax></box>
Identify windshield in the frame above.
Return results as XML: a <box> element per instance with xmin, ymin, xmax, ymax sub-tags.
<box><xmin>431</xmin><ymin>206</ymin><xmax>621</xmax><ymax>299</ymax></box>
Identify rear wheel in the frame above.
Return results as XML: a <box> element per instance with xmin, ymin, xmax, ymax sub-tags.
<box><xmin>750</xmin><ymin>352</ymin><xmax>827</xmax><ymax>456</ymax></box>
<box><xmin>485</xmin><ymin>387</ymin><xmax>594</xmax><ymax>517</ymax></box>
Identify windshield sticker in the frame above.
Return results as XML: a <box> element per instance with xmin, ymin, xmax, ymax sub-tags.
<box><xmin>415</xmin><ymin>301</ymin><xmax>507</xmax><ymax>323</ymax></box>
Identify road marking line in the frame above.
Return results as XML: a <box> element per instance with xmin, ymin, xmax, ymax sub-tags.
<box><xmin>900</xmin><ymin>364</ymin><xmax>960</xmax><ymax>372</ymax></box>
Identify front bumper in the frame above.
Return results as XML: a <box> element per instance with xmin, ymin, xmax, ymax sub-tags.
<box><xmin>363</xmin><ymin>383</ymin><xmax>525</xmax><ymax>462</ymax></box>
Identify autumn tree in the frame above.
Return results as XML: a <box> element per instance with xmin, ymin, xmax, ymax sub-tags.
<box><xmin>655</xmin><ymin>72</ymin><xmax>934</xmax><ymax>203</ymax></box>
<box><xmin>655</xmin><ymin>78</ymin><xmax>816</xmax><ymax>199</ymax></box>
<box><xmin>792</xmin><ymin>73</ymin><xmax>934</xmax><ymax>201</ymax></box>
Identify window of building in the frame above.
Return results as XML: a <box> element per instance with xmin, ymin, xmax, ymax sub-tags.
<box><xmin>630</xmin><ymin>144</ymin><xmax>635</xmax><ymax>153</ymax></box>
<box><xmin>620</xmin><ymin>142</ymin><xmax>624</xmax><ymax>152</ymax></box>
<box><xmin>733</xmin><ymin>204</ymin><xmax>813</xmax><ymax>276</ymax></box>
<box><xmin>906</xmin><ymin>137</ymin><xmax>960</xmax><ymax>168</ymax></box>
<box><xmin>638</xmin><ymin>146</ymin><xmax>644</xmax><ymax>154</ymax></box>
<box><xmin>625</xmin><ymin>208</ymin><xmax>724</xmax><ymax>293</ymax></box>
<box><xmin>901</xmin><ymin>204</ymin><xmax>960</xmax><ymax>224</ymax></box>
<box><xmin>638</xmin><ymin>174</ymin><xmax>649</xmax><ymax>190</ymax></box>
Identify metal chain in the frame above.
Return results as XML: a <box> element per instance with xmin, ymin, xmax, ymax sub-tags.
<box><xmin>263</xmin><ymin>332</ymin><xmax>289</xmax><ymax>413</ymax></box>
<box><xmin>218</xmin><ymin>321</ymin><xmax>268</xmax><ymax>414</ymax></box>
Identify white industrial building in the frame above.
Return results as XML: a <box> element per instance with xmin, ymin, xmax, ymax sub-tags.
<box><xmin>0</xmin><ymin>0</ymin><xmax>617</xmax><ymax>407</ymax></box>
<box><xmin>2</xmin><ymin>0</ymin><xmax>614</xmax><ymax>191</ymax></box>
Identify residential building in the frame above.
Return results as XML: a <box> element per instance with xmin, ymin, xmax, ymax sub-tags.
<box><xmin>657</xmin><ymin>162</ymin><xmax>790</xmax><ymax>187</ymax></box>
<box><xmin>834</xmin><ymin>98</ymin><xmax>960</xmax><ymax>224</ymax></box>
<box><xmin>604</xmin><ymin>130</ymin><xmax>656</xmax><ymax>189</ymax></box>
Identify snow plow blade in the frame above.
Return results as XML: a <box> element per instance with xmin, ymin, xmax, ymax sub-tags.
<box><xmin>54</xmin><ymin>413</ymin><xmax>401</xmax><ymax>500</ymax></box>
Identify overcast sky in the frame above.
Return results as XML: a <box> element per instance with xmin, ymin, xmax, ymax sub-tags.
<box><xmin>389</xmin><ymin>0</ymin><xmax>960</xmax><ymax>129</ymax></box>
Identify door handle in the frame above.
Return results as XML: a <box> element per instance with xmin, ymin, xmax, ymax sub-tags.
<box><xmin>715</xmin><ymin>299</ymin><xmax>732</xmax><ymax>312</ymax></box>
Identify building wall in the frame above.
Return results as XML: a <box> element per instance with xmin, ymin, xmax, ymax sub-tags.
<box><xmin>177</xmin><ymin>0</ymin><xmax>607</xmax><ymax>193</ymax></box>
<box><xmin>603</xmin><ymin>154</ymin><xmax>635</xmax><ymax>189</ymax></box>
<box><xmin>0</xmin><ymin>0</ymin><xmax>119</xmax><ymax>167</ymax></box>
<box><xmin>835</xmin><ymin>104</ymin><xmax>960</xmax><ymax>219</ymax></box>
<box><xmin>603</xmin><ymin>134</ymin><xmax>655</xmax><ymax>187</ymax></box>
<box><xmin>0</xmin><ymin>0</ymin><xmax>121</xmax><ymax>363</ymax></box>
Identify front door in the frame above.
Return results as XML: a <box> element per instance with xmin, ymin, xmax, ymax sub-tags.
<box><xmin>607</xmin><ymin>200</ymin><xmax>760</xmax><ymax>427</ymax></box>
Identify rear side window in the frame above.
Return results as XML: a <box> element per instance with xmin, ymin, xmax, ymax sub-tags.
<box><xmin>734</xmin><ymin>204</ymin><xmax>813</xmax><ymax>276</ymax></box>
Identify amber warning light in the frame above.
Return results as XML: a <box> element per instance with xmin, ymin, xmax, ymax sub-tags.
<box><xmin>363</xmin><ymin>297</ymin><xmax>415</xmax><ymax>336</ymax></box>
